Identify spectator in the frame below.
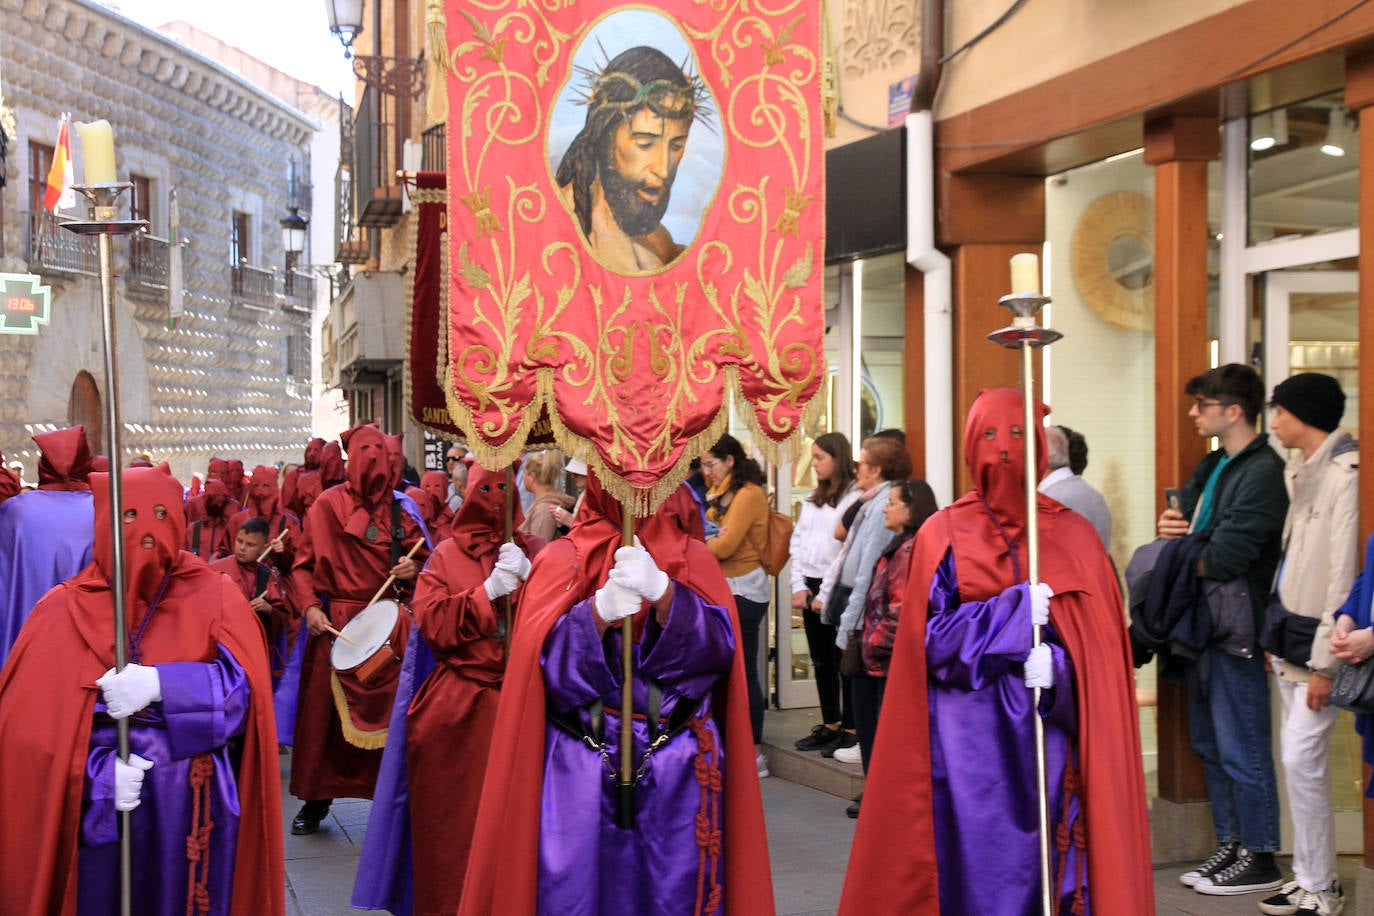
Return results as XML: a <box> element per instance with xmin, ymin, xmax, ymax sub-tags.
<box><xmin>1158</xmin><ymin>364</ymin><xmax>1288</xmax><ymax>897</ymax></box>
<box><xmin>1333</xmin><ymin>536</ymin><xmax>1374</xmax><ymax>823</ymax></box>
<box><xmin>1038</xmin><ymin>425</ymin><xmax>1113</xmax><ymax>549</ymax></box>
<box><xmin>836</xmin><ymin>479</ymin><xmax>937</xmax><ymax>815</ymax></box>
<box><xmin>550</xmin><ymin>457</ymin><xmax>588</xmax><ymax>531</ymax></box>
<box><xmin>446</xmin><ymin>446</ymin><xmax>469</xmax><ymax>512</ymax></box>
<box><xmin>788</xmin><ymin>433</ymin><xmax>860</xmax><ymax>753</ymax></box>
<box><xmin>519</xmin><ymin>450</ymin><xmax>575</xmax><ymax>542</ymax></box>
<box><xmin>1258</xmin><ymin>372</ymin><xmax>1357</xmax><ymax>916</ymax></box>
<box><xmin>815</xmin><ymin>436</ymin><xmax>912</xmax><ymax>760</ymax></box>
<box><xmin>702</xmin><ymin>433</ymin><xmax>772</xmax><ymax>776</ymax></box>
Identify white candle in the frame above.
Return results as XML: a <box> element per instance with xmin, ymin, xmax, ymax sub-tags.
<box><xmin>76</xmin><ymin>120</ymin><xmax>116</xmax><ymax>184</ymax></box>
<box><xmin>1009</xmin><ymin>252</ymin><xmax>1040</xmax><ymax>296</ymax></box>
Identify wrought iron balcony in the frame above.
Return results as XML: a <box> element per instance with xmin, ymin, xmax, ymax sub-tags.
<box><xmin>283</xmin><ymin>268</ymin><xmax>316</xmax><ymax>311</ymax></box>
<box><xmin>25</xmin><ymin>211</ymin><xmax>98</xmax><ymax>277</ymax></box>
<box><xmin>231</xmin><ymin>261</ymin><xmax>277</xmax><ymax>309</ymax></box>
<box><xmin>354</xmin><ymin>84</ymin><xmax>405</xmax><ymax>227</ymax></box>
<box><xmin>422</xmin><ymin>123</ymin><xmax>445</xmax><ymax>172</ymax></box>
<box><xmin>127</xmin><ymin>232</ymin><xmax>170</xmax><ymax>297</ymax></box>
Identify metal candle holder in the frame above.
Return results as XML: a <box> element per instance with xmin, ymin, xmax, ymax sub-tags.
<box><xmin>987</xmin><ymin>291</ymin><xmax>1061</xmax><ymax>916</ymax></box>
<box><xmin>62</xmin><ymin>182</ymin><xmax>148</xmax><ymax>916</ymax></box>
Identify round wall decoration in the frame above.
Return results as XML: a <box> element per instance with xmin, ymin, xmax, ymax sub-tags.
<box><xmin>1070</xmin><ymin>191</ymin><xmax>1154</xmax><ymax>331</ymax></box>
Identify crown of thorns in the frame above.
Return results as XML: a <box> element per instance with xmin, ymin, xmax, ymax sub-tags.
<box><xmin>575</xmin><ymin>64</ymin><xmax>714</xmax><ymax>127</ymax></box>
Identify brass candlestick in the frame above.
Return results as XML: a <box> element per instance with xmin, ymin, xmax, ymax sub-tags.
<box><xmin>63</xmin><ymin>182</ymin><xmax>148</xmax><ymax>916</ymax></box>
<box><xmin>988</xmin><ymin>292</ymin><xmax>1061</xmax><ymax>916</ymax></box>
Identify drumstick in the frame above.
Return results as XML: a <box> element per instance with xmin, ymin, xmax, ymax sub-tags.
<box><xmin>367</xmin><ymin>538</ymin><xmax>426</xmax><ymax>607</ymax></box>
<box><xmin>256</xmin><ymin>533</ymin><xmax>286</xmax><ymax>563</ymax></box>
<box><xmin>325</xmin><ymin>624</ymin><xmax>354</xmax><ymax>644</ymax></box>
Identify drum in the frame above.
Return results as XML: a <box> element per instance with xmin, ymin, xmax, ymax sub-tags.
<box><xmin>331</xmin><ymin>599</ymin><xmax>404</xmax><ymax>686</ymax></box>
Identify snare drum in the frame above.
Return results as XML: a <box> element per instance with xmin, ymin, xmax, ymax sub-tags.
<box><xmin>331</xmin><ymin>599</ymin><xmax>404</xmax><ymax>686</ymax></box>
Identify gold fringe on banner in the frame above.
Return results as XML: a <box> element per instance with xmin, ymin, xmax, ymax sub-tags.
<box><xmin>821</xmin><ymin>0</ymin><xmax>838</xmax><ymax>139</ymax></box>
<box><xmin>425</xmin><ymin>0</ymin><xmax>449</xmax><ymax>125</ymax></box>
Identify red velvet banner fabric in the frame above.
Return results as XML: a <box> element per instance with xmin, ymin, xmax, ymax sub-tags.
<box><xmin>441</xmin><ymin>0</ymin><xmax>825</xmax><ymax>510</ymax></box>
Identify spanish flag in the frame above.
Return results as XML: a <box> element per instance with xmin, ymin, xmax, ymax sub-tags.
<box><xmin>43</xmin><ymin>114</ymin><xmax>73</xmax><ymax>213</ymax></box>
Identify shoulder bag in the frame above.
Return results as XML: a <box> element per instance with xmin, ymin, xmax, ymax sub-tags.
<box><xmin>1329</xmin><ymin>659</ymin><xmax>1374</xmax><ymax>716</ymax></box>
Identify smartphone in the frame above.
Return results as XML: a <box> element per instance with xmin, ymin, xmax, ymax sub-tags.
<box><xmin>1163</xmin><ymin>487</ymin><xmax>1182</xmax><ymax>512</ymax></box>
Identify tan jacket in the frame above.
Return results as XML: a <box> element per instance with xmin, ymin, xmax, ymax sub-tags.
<box><xmin>1274</xmin><ymin>429</ymin><xmax>1359</xmax><ymax>681</ymax></box>
<box><xmin>706</xmin><ymin>482</ymin><xmax>769</xmax><ymax>578</ymax></box>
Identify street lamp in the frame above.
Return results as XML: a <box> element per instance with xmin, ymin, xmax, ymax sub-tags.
<box><xmin>325</xmin><ymin>0</ymin><xmax>364</xmax><ymax>58</ymax></box>
<box><xmin>280</xmin><ymin>207</ymin><xmax>308</xmax><ymax>257</ymax></box>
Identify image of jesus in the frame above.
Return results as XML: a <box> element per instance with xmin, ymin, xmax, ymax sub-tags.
<box><xmin>554</xmin><ymin>46</ymin><xmax>707</xmax><ymax>274</ymax></box>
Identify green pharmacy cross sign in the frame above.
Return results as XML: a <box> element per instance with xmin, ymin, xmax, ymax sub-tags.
<box><xmin>0</xmin><ymin>273</ymin><xmax>53</xmax><ymax>335</ymax></box>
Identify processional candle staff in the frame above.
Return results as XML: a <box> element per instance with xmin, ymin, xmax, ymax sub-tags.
<box><xmin>62</xmin><ymin>119</ymin><xmax>147</xmax><ymax>916</ymax></box>
<box><xmin>986</xmin><ymin>252</ymin><xmax>1061</xmax><ymax>916</ymax></box>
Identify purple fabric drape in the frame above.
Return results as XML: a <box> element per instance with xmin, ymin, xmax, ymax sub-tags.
<box><xmin>925</xmin><ymin>550</ymin><xmax>1085</xmax><ymax>915</ymax></box>
<box><xmin>537</xmin><ymin>586</ymin><xmax>733</xmax><ymax>916</ymax></box>
<box><xmin>77</xmin><ymin>649</ymin><xmax>250</xmax><ymax>915</ymax></box>
<box><xmin>0</xmin><ymin>490</ymin><xmax>94</xmax><ymax>669</ymax></box>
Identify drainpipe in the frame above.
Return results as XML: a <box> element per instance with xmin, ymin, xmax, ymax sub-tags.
<box><xmin>906</xmin><ymin>0</ymin><xmax>953</xmax><ymax>505</ymax></box>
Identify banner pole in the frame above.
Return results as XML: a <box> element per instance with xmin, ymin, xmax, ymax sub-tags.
<box><xmin>616</xmin><ymin>504</ymin><xmax>636</xmax><ymax>828</ymax></box>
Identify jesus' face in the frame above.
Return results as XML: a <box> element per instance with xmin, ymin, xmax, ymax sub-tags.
<box><xmin>598</xmin><ymin>104</ymin><xmax>692</xmax><ymax>237</ymax></box>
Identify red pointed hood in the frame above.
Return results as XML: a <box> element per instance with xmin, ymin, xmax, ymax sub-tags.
<box><xmin>963</xmin><ymin>388</ymin><xmax>1048</xmax><ymax>546</ymax></box>
<box><xmin>91</xmin><ymin>463</ymin><xmax>185</xmax><ymax>617</ymax></box>
<box><xmin>384</xmin><ymin>434</ymin><xmax>405</xmax><ymax>489</ymax></box>
<box><xmin>420</xmin><ymin>470</ymin><xmax>449</xmax><ymax>505</ymax></box>
<box><xmin>303</xmin><ymin>437</ymin><xmax>325</xmax><ymax>471</ymax></box>
<box><xmin>343</xmin><ymin>424</ymin><xmax>391</xmax><ymax>509</ymax></box>
<box><xmin>247</xmin><ymin>465</ymin><xmax>280</xmax><ymax>518</ymax></box>
<box><xmin>320</xmin><ymin>442</ymin><xmax>345</xmax><ymax>487</ymax></box>
<box><xmin>33</xmin><ymin>425</ymin><xmax>93</xmax><ymax>491</ymax></box>
<box><xmin>206</xmin><ymin>456</ymin><xmax>229</xmax><ymax>483</ymax></box>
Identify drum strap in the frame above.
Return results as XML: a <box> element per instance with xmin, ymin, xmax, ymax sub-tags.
<box><xmin>546</xmin><ymin>678</ymin><xmax>700</xmax><ymax>762</ymax></box>
<box><xmin>390</xmin><ymin>500</ymin><xmax>404</xmax><ymax>565</ymax></box>
<box><xmin>254</xmin><ymin>564</ymin><xmax>270</xmax><ymax>597</ymax></box>
<box><xmin>191</xmin><ymin>520</ymin><xmax>201</xmax><ymax>554</ymax></box>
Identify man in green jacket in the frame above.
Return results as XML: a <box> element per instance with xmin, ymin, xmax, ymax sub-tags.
<box><xmin>1158</xmin><ymin>363</ymin><xmax>1289</xmax><ymax>898</ymax></box>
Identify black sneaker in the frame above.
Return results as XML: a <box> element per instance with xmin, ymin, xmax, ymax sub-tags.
<box><xmin>820</xmin><ymin>731</ymin><xmax>858</xmax><ymax>758</ymax></box>
<box><xmin>846</xmin><ymin>793</ymin><xmax>862</xmax><ymax>819</ymax></box>
<box><xmin>794</xmin><ymin>724</ymin><xmax>841</xmax><ymax>751</ymax></box>
<box><xmin>1258</xmin><ymin>880</ymin><xmax>1304</xmax><ymax>915</ymax></box>
<box><xmin>1193</xmin><ymin>848</ymin><xmax>1283</xmax><ymax>896</ymax></box>
<box><xmin>1179</xmin><ymin>840</ymin><xmax>1240</xmax><ymax>887</ymax></box>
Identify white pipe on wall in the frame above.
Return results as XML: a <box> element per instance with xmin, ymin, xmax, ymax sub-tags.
<box><xmin>906</xmin><ymin>110</ymin><xmax>954</xmax><ymax>507</ymax></box>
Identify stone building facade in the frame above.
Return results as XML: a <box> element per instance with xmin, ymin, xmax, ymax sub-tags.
<box><xmin>0</xmin><ymin>0</ymin><xmax>318</xmax><ymax>483</ymax></box>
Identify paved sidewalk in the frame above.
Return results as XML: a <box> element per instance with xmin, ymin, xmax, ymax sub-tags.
<box><xmin>279</xmin><ymin>743</ymin><xmax>1363</xmax><ymax>914</ymax></box>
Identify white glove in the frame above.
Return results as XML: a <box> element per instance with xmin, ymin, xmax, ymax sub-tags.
<box><xmin>594</xmin><ymin>578</ymin><xmax>641</xmax><ymax>624</ymax></box>
<box><xmin>484</xmin><ymin>566</ymin><xmax>520</xmax><ymax>600</ymax></box>
<box><xmin>607</xmin><ymin>546</ymin><xmax>670</xmax><ymax>603</ymax></box>
<box><xmin>114</xmin><ymin>754</ymin><xmax>154</xmax><ymax>812</ymax></box>
<box><xmin>1024</xmin><ymin>644</ymin><xmax>1054</xmax><ymax>690</ymax></box>
<box><xmin>495</xmin><ymin>542</ymin><xmax>532</xmax><ymax>581</ymax></box>
<box><xmin>97</xmin><ymin>664</ymin><xmax>162</xmax><ymax>720</ymax></box>
<box><xmin>1029</xmin><ymin>582</ymin><xmax>1054</xmax><ymax>627</ymax></box>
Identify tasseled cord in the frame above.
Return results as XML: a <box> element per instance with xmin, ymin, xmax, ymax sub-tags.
<box><xmin>426</xmin><ymin>0</ymin><xmax>448</xmax><ymax>124</ymax></box>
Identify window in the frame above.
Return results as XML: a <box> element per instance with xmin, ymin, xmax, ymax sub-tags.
<box><xmin>287</xmin><ymin>332</ymin><xmax>310</xmax><ymax>380</ymax></box>
<box><xmin>231</xmin><ymin>210</ymin><xmax>250</xmax><ymax>265</ymax></box>
<box><xmin>28</xmin><ymin>142</ymin><xmax>53</xmax><ymax>215</ymax></box>
<box><xmin>129</xmin><ymin>174</ymin><xmax>151</xmax><ymax>225</ymax></box>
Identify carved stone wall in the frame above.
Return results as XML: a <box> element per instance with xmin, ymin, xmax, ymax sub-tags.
<box><xmin>0</xmin><ymin>0</ymin><xmax>316</xmax><ymax>483</ymax></box>
<box><xmin>841</xmin><ymin>0</ymin><xmax>918</xmax><ymax>78</ymax></box>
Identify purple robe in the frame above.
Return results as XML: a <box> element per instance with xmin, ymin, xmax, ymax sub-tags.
<box><xmin>538</xmin><ymin>586</ymin><xmax>733</xmax><ymax>916</ymax></box>
<box><xmin>351</xmin><ymin>621</ymin><xmax>436</xmax><ymax>914</ymax></box>
<box><xmin>77</xmin><ymin>648</ymin><xmax>250</xmax><ymax>916</ymax></box>
<box><xmin>0</xmin><ymin>490</ymin><xmax>94</xmax><ymax>669</ymax></box>
<box><xmin>925</xmin><ymin>551</ymin><xmax>1085</xmax><ymax>915</ymax></box>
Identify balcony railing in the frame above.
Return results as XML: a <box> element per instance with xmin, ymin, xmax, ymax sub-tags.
<box><xmin>355</xmin><ymin>84</ymin><xmax>405</xmax><ymax>227</ymax></box>
<box><xmin>25</xmin><ymin>211</ymin><xmax>98</xmax><ymax>277</ymax></box>
<box><xmin>283</xmin><ymin>268</ymin><xmax>315</xmax><ymax>311</ymax></box>
<box><xmin>231</xmin><ymin>261</ymin><xmax>277</xmax><ymax>309</ymax></box>
<box><xmin>127</xmin><ymin>233</ymin><xmax>170</xmax><ymax>295</ymax></box>
<box><xmin>422</xmin><ymin>123</ymin><xmax>446</xmax><ymax>172</ymax></box>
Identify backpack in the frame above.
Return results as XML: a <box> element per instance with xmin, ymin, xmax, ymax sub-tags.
<box><xmin>754</xmin><ymin>505</ymin><xmax>793</xmax><ymax>577</ymax></box>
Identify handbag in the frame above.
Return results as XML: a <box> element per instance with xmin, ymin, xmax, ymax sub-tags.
<box><xmin>1329</xmin><ymin>659</ymin><xmax>1374</xmax><ymax>716</ymax></box>
<box><xmin>821</xmin><ymin>583</ymin><xmax>853</xmax><ymax>627</ymax></box>
<box><xmin>1257</xmin><ymin>598</ymin><xmax>1319</xmax><ymax>667</ymax></box>
<box><xmin>839</xmin><ymin>629</ymin><xmax>864</xmax><ymax>678</ymax></box>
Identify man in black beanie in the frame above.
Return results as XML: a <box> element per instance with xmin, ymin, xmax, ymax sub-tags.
<box><xmin>1260</xmin><ymin>370</ymin><xmax>1358</xmax><ymax>916</ymax></box>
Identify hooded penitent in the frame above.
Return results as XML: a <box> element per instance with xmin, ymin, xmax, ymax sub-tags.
<box><xmin>282</xmin><ymin>438</ymin><xmax>325</xmax><ymax>514</ymax></box>
<box><xmin>0</xmin><ymin>462</ymin><xmax>285</xmax><ymax>914</ymax></box>
<box><xmin>34</xmin><ymin>426</ymin><xmax>93</xmax><ymax>491</ymax></box>
<box><xmin>0</xmin><ymin>427</ymin><xmax>96</xmax><ymax>668</ymax></box>
<box><xmin>838</xmin><ymin>389</ymin><xmax>1153</xmax><ymax>915</ymax></box>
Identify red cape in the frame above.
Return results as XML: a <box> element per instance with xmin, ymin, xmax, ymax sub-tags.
<box><xmin>458</xmin><ymin>484</ymin><xmax>774</xmax><ymax>916</ymax></box>
<box><xmin>0</xmin><ymin>552</ymin><xmax>284</xmax><ymax>915</ymax></box>
<box><xmin>839</xmin><ymin>494</ymin><xmax>1153</xmax><ymax>915</ymax></box>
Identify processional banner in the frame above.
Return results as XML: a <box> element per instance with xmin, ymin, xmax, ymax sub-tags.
<box><xmin>442</xmin><ymin>0</ymin><xmax>825</xmax><ymax>510</ymax></box>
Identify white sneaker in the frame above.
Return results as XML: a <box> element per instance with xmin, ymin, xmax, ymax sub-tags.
<box><xmin>832</xmin><ymin>742</ymin><xmax>862</xmax><ymax>764</ymax></box>
<box><xmin>755</xmin><ymin>753</ymin><xmax>770</xmax><ymax>779</ymax></box>
<box><xmin>1294</xmin><ymin>880</ymin><xmax>1345</xmax><ymax>916</ymax></box>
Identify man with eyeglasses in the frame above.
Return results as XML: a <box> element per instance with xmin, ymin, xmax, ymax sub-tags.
<box><xmin>446</xmin><ymin>445</ymin><xmax>469</xmax><ymax>513</ymax></box>
<box><xmin>1157</xmin><ymin>363</ymin><xmax>1289</xmax><ymax>898</ymax></box>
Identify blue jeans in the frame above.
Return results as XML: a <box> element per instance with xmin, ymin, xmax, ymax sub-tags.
<box><xmin>1187</xmin><ymin>645</ymin><xmax>1281</xmax><ymax>852</ymax></box>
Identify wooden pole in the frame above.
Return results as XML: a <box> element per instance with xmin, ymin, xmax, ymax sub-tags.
<box><xmin>616</xmin><ymin>505</ymin><xmax>636</xmax><ymax>828</ymax></box>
